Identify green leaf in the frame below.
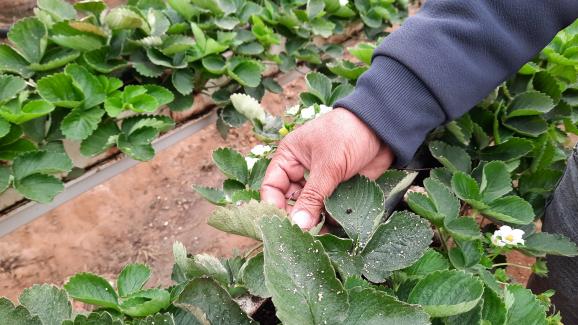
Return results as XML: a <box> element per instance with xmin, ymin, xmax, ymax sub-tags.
<box><xmin>506</xmin><ymin>91</ymin><xmax>555</xmax><ymax>118</ymax></box>
<box><xmin>84</xmin><ymin>47</ymin><xmax>129</xmax><ymax>73</ymax></box>
<box><xmin>8</xmin><ymin>17</ymin><xmax>48</xmax><ymax>64</ymax></box>
<box><xmin>228</xmin><ymin>60</ymin><xmax>264</xmax><ymax>88</ymax></box>
<box><xmin>80</xmin><ymin>121</ymin><xmax>120</xmax><ymax>157</ymax></box>
<box><xmin>208</xmin><ymin>200</ymin><xmax>286</xmax><ymax>240</ymax></box>
<box><xmin>247</xmin><ymin>157</ymin><xmax>270</xmax><ymax>190</ymax></box>
<box><xmin>176</xmin><ymin>278</ymin><xmax>254</xmax><ymax>324</ymax></box>
<box><xmin>311</xmin><ymin>18</ymin><xmax>335</xmax><ymax>38</ymax></box>
<box><xmin>0</xmin><ymin>75</ymin><xmax>26</xmax><ymax>103</ymax></box>
<box><xmin>64</xmin><ymin>273</ymin><xmax>119</xmax><ymax>309</ymax></box>
<box><xmin>142</xmin><ymin>85</ymin><xmax>174</xmax><ymax>106</ymax></box>
<box><xmin>74</xmin><ymin>0</ymin><xmax>107</xmax><ymax>16</ymax></box>
<box><xmin>402</xmin><ymin>248</ymin><xmax>449</xmax><ymax>279</ymax></box>
<box><xmin>307</xmin><ymin>0</ymin><xmax>325</xmax><ymax>19</ymax></box>
<box><xmin>305</xmin><ymin>72</ymin><xmax>332</xmax><ymax>104</ymax></box>
<box><xmin>348</xmin><ymin>43</ymin><xmax>375</xmax><ymax>65</ymax></box>
<box><xmin>105</xmin><ymin>8</ymin><xmax>150</xmax><ymax>33</ymax></box>
<box><xmin>325</xmin><ymin>175</ymin><xmax>385</xmax><ymax>247</ymax></box>
<box><xmin>126</xmin><ymin>94</ymin><xmax>159</xmax><ymax>113</ymax></box>
<box><xmin>481</xmin><ymin>288</ymin><xmax>507</xmax><ymax>325</ymax></box>
<box><xmin>12</xmin><ymin>150</ymin><xmax>72</xmax><ymax>180</ymax></box>
<box><xmin>215</xmin><ymin>16</ymin><xmax>240</xmax><ymax>30</ymax></box>
<box><xmin>0</xmin><ymin>117</ymin><xmax>10</xmax><ymax>138</ymax></box>
<box><xmin>119</xmin><ymin>289</ymin><xmax>170</xmax><ymax>317</ymax></box>
<box><xmin>451</xmin><ymin>172</ymin><xmax>483</xmax><ymax>205</ymax></box>
<box><xmin>172</xmin><ymin>242</ymin><xmax>229</xmax><ymax>286</ymax></box>
<box><xmin>361</xmin><ymin>211</ymin><xmax>433</xmax><ymax>282</ymax></box>
<box><xmin>408</xmin><ymin>270</ymin><xmax>484</xmax><ymax>317</ymax></box>
<box><xmin>343</xmin><ymin>287</ymin><xmax>429</xmax><ymax>325</ymax></box>
<box><xmin>172</xmin><ymin>69</ymin><xmax>194</xmax><ymax>95</ymax></box>
<box><xmin>131</xmin><ymin>51</ymin><xmax>164</xmax><ymax>78</ymax></box>
<box><xmin>0</xmin><ymin>166</ymin><xmax>11</xmax><ymax>192</ymax></box>
<box><xmin>506</xmin><ymin>285</ymin><xmax>547</xmax><ymax>325</ymax></box>
<box><xmin>448</xmin><ymin>240</ymin><xmax>483</xmax><ymax>269</ymax></box>
<box><xmin>262</xmin><ymin>78</ymin><xmax>282</xmax><ymax>94</ymax></box>
<box><xmin>0</xmin><ymin>139</ymin><xmax>37</xmax><ymax>160</ymax></box>
<box><xmin>1</xmin><ymin>99</ymin><xmax>55</xmax><ymax>125</ymax></box>
<box><xmin>38</xmin><ymin>0</ymin><xmax>76</xmax><ymax>21</ymax></box>
<box><xmin>51</xmin><ymin>34</ymin><xmax>104</xmax><ymax>52</ymax></box>
<box><xmin>117</xmin><ymin>264</ymin><xmax>151</xmax><ymax>297</ymax></box>
<box><xmin>376</xmin><ymin>170</ymin><xmax>418</xmax><ymax>215</ymax></box>
<box><xmin>195</xmin><ymin>185</ymin><xmax>226</xmax><ymax>205</ymax></box>
<box><xmin>444</xmin><ymin>217</ymin><xmax>481</xmax><ymax>241</ymax></box>
<box><xmin>429</xmin><ymin>141</ymin><xmax>471</xmax><ymax>173</ymax></box>
<box><xmin>445</xmin><ymin>300</ymin><xmax>482</xmax><ymax>325</ymax></box>
<box><xmin>483</xmin><ymin>196</ymin><xmax>534</xmax><ymax>225</ymax></box>
<box><xmin>19</xmin><ymin>284</ymin><xmax>71</xmax><ymax>325</ymax></box>
<box><xmin>104</xmin><ymin>93</ymin><xmax>124</xmax><ymax>117</ymax></box>
<box><xmin>64</xmin><ymin>311</ymin><xmax>121</xmax><ymax>325</ymax></box>
<box><xmin>479</xmin><ymin>138</ymin><xmax>533</xmax><ymax>161</ymax></box>
<box><xmin>407</xmin><ymin>192</ymin><xmax>442</xmax><ymax>225</ymax></box>
<box><xmin>327</xmin><ymin>61</ymin><xmax>367</xmax><ymax>80</ymax></box>
<box><xmin>522</xmin><ymin>232</ymin><xmax>578</xmax><ymax>257</ymax></box>
<box><xmin>168</xmin><ymin>0</ymin><xmax>197</xmax><ymax>20</ymax></box>
<box><xmin>260</xmin><ymin>216</ymin><xmax>349</xmax><ymax>325</ymax></box>
<box><xmin>328</xmin><ymin>83</ymin><xmax>355</xmax><ymax>107</ymax></box>
<box><xmin>229</xmin><ymin>93</ymin><xmax>266</xmax><ymax>123</ymax></box>
<box><xmin>239</xmin><ymin>253</ymin><xmax>270</xmax><ymax>298</ymax></box>
<box><xmin>213</xmin><ymin>147</ymin><xmax>249</xmax><ymax>183</ymax></box>
<box><xmin>480</xmin><ymin>161</ymin><xmax>512</xmax><ymax>202</ymax></box>
<box><xmin>317</xmin><ymin>234</ymin><xmax>363</xmax><ymax>278</ymax></box>
<box><xmin>236</xmin><ymin>42</ymin><xmax>264</xmax><ymax>56</ymax></box>
<box><xmin>161</xmin><ymin>35</ymin><xmax>195</xmax><ymax>55</ymax></box>
<box><xmin>37</xmin><ymin>73</ymin><xmax>83</xmax><ymax>108</ymax></box>
<box><xmin>61</xmin><ymin>107</ymin><xmax>105</xmax><ymax>140</ymax></box>
<box><xmin>15</xmin><ymin>174</ymin><xmax>64</xmax><ymax>203</ymax></box>
<box><xmin>117</xmin><ymin>127</ymin><xmax>157</xmax><ymax>161</ymax></box>
<box><xmin>503</xmin><ymin>116</ymin><xmax>548</xmax><ymax>137</ymax></box>
<box><xmin>65</xmin><ymin>64</ymin><xmax>106</xmax><ymax>109</ymax></box>
<box><xmin>0</xmin><ymin>297</ymin><xmax>42</xmax><ymax>325</ymax></box>
<box><xmin>424</xmin><ymin>177</ymin><xmax>460</xmax><ymax>220</ymax></box>
<box><xmin>133</xmin><ymin>313</ymin><xmax>175</xmax><ymax>325</ymax></box>
<box><xmin>0</xmin><ymin>45</ymin><xmax>31</xmax><ymax>77</ymax></box>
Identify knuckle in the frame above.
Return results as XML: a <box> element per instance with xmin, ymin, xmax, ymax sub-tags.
<box><xmin>299</xmin><ymin>187</ymin><xmax>326</xmax><ymax>207</ymax></box>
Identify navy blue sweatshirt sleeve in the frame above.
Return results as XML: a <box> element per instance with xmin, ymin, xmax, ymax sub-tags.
<box><xmin>335</xmin><ymin>0</ymin><xmax>578</xmax><ymax>167</ymax></box>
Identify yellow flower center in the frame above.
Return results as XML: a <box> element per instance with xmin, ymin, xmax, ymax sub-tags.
<box><xmin>505</xmin><ymin>234</ymin><xmax>515</xmax><ymax>242</ymax></box>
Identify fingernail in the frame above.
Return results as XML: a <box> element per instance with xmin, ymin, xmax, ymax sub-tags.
<box><xmin>291</xmin><ymin>210</ymin><xmax>312</xmax><ymax>229</ymax></box>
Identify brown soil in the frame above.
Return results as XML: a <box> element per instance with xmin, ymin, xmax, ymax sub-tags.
<box><xmin>0</xmin><ymin>77</ymin><xmax>307</xmax><ymax>302</ymax></box>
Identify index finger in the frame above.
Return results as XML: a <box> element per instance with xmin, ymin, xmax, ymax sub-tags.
<box><xmin>260</xmin><ymin>151</ymin><xmax>305</xmax><ymax>211</ymax></box>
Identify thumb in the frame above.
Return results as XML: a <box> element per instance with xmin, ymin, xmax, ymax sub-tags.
<box><xmin>291</xmin><ymin>171</ymin><xmax>340</xmax><ymax>230</ymax></box>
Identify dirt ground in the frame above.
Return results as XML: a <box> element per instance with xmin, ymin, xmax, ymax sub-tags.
<box><xmin>0</xmin><ymin>77</ymin><xmax>308</xmax><ymax>301</ymax></box>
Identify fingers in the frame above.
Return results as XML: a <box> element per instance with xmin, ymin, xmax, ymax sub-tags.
<box><xmin>291</xmin><ymin>171</ymin><xmax>340</xmax><ymax>230</ymax></box>
<box><xmin>260</xmin><ymin>145</ymin><xmax>305</xmax><ymax>211</ymax></box>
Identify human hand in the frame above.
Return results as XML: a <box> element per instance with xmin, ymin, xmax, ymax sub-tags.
<box><xmin>260</xmin><ymin>108</ymin><xmax>394</xmax><ymax>229</ymax></box>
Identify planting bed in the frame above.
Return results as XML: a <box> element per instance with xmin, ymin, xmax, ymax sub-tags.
<box><xmin>0</xmin><ymin>74</ymin><xmax>307</xmax><ymax>302</ymax></box>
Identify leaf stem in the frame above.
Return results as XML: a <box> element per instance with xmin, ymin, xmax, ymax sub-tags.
<box><xmin>244</xmin><ymin>243</ymin><xmax>263</xmax><ymax>258</ymax></box>
<box><xmin>438</xmin><ymin>228</ymin><xmax>450</xmax><ymax>253</ymax></box>
<box><xmin>492</xmin><ymin>262</ymin><xmax>531</xmax><ymax>270</ymax></box>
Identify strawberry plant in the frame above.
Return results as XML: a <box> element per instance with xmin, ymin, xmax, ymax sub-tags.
<box><xmin>0</xmin><ymin>0</ymin><xmax>407</xmax><ymax>203</ymax></box>
<box><xmin>2</xmin><ymin>5</ymin><xmax>578</xmax><ymax>325</ymax></box>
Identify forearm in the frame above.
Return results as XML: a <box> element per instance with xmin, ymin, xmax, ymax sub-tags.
<box><xmin>336</xmin><ymin>0</ymin><xmax>578</xmax><ymax>166</ymax></box>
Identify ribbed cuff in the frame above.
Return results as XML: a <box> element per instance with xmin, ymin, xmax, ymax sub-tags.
<box><xmin>334</xmin><ymin>56</ymin><xmax>446</xmax><ymax>167</ymax></box>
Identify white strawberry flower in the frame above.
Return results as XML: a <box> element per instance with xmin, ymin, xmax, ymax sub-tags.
<box><xmin>491</xmin><ymin>225</ymin><xmax>525</xmax><ymax>247</ymax></box>
<box><xmin>300</xmin><ymin>105</ymin><xmax>316</xmax><ymax>120</ymax></box>
<box><xmin>339</xmin><ymin>0</ymin><xmax>348</xmax><ymax>6</ymax></box>
<box><xmin>251</xmin><ymin>144</ymin><xmax>272</xmax><ymax>157</ymax></box>
<box><xmin>316</xmin><ymin>104</ymin><xmax>333</xmax><ymax>118</ymax></box>
<box><xmin>286</xmin><ymin>104</ymin><xmax>300</xmax><ymax>116</ymax></box>
<box><xmin>245</xmin><ymin>157</ymin><xmax>259</xmax><ymax>171</ymax></box>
